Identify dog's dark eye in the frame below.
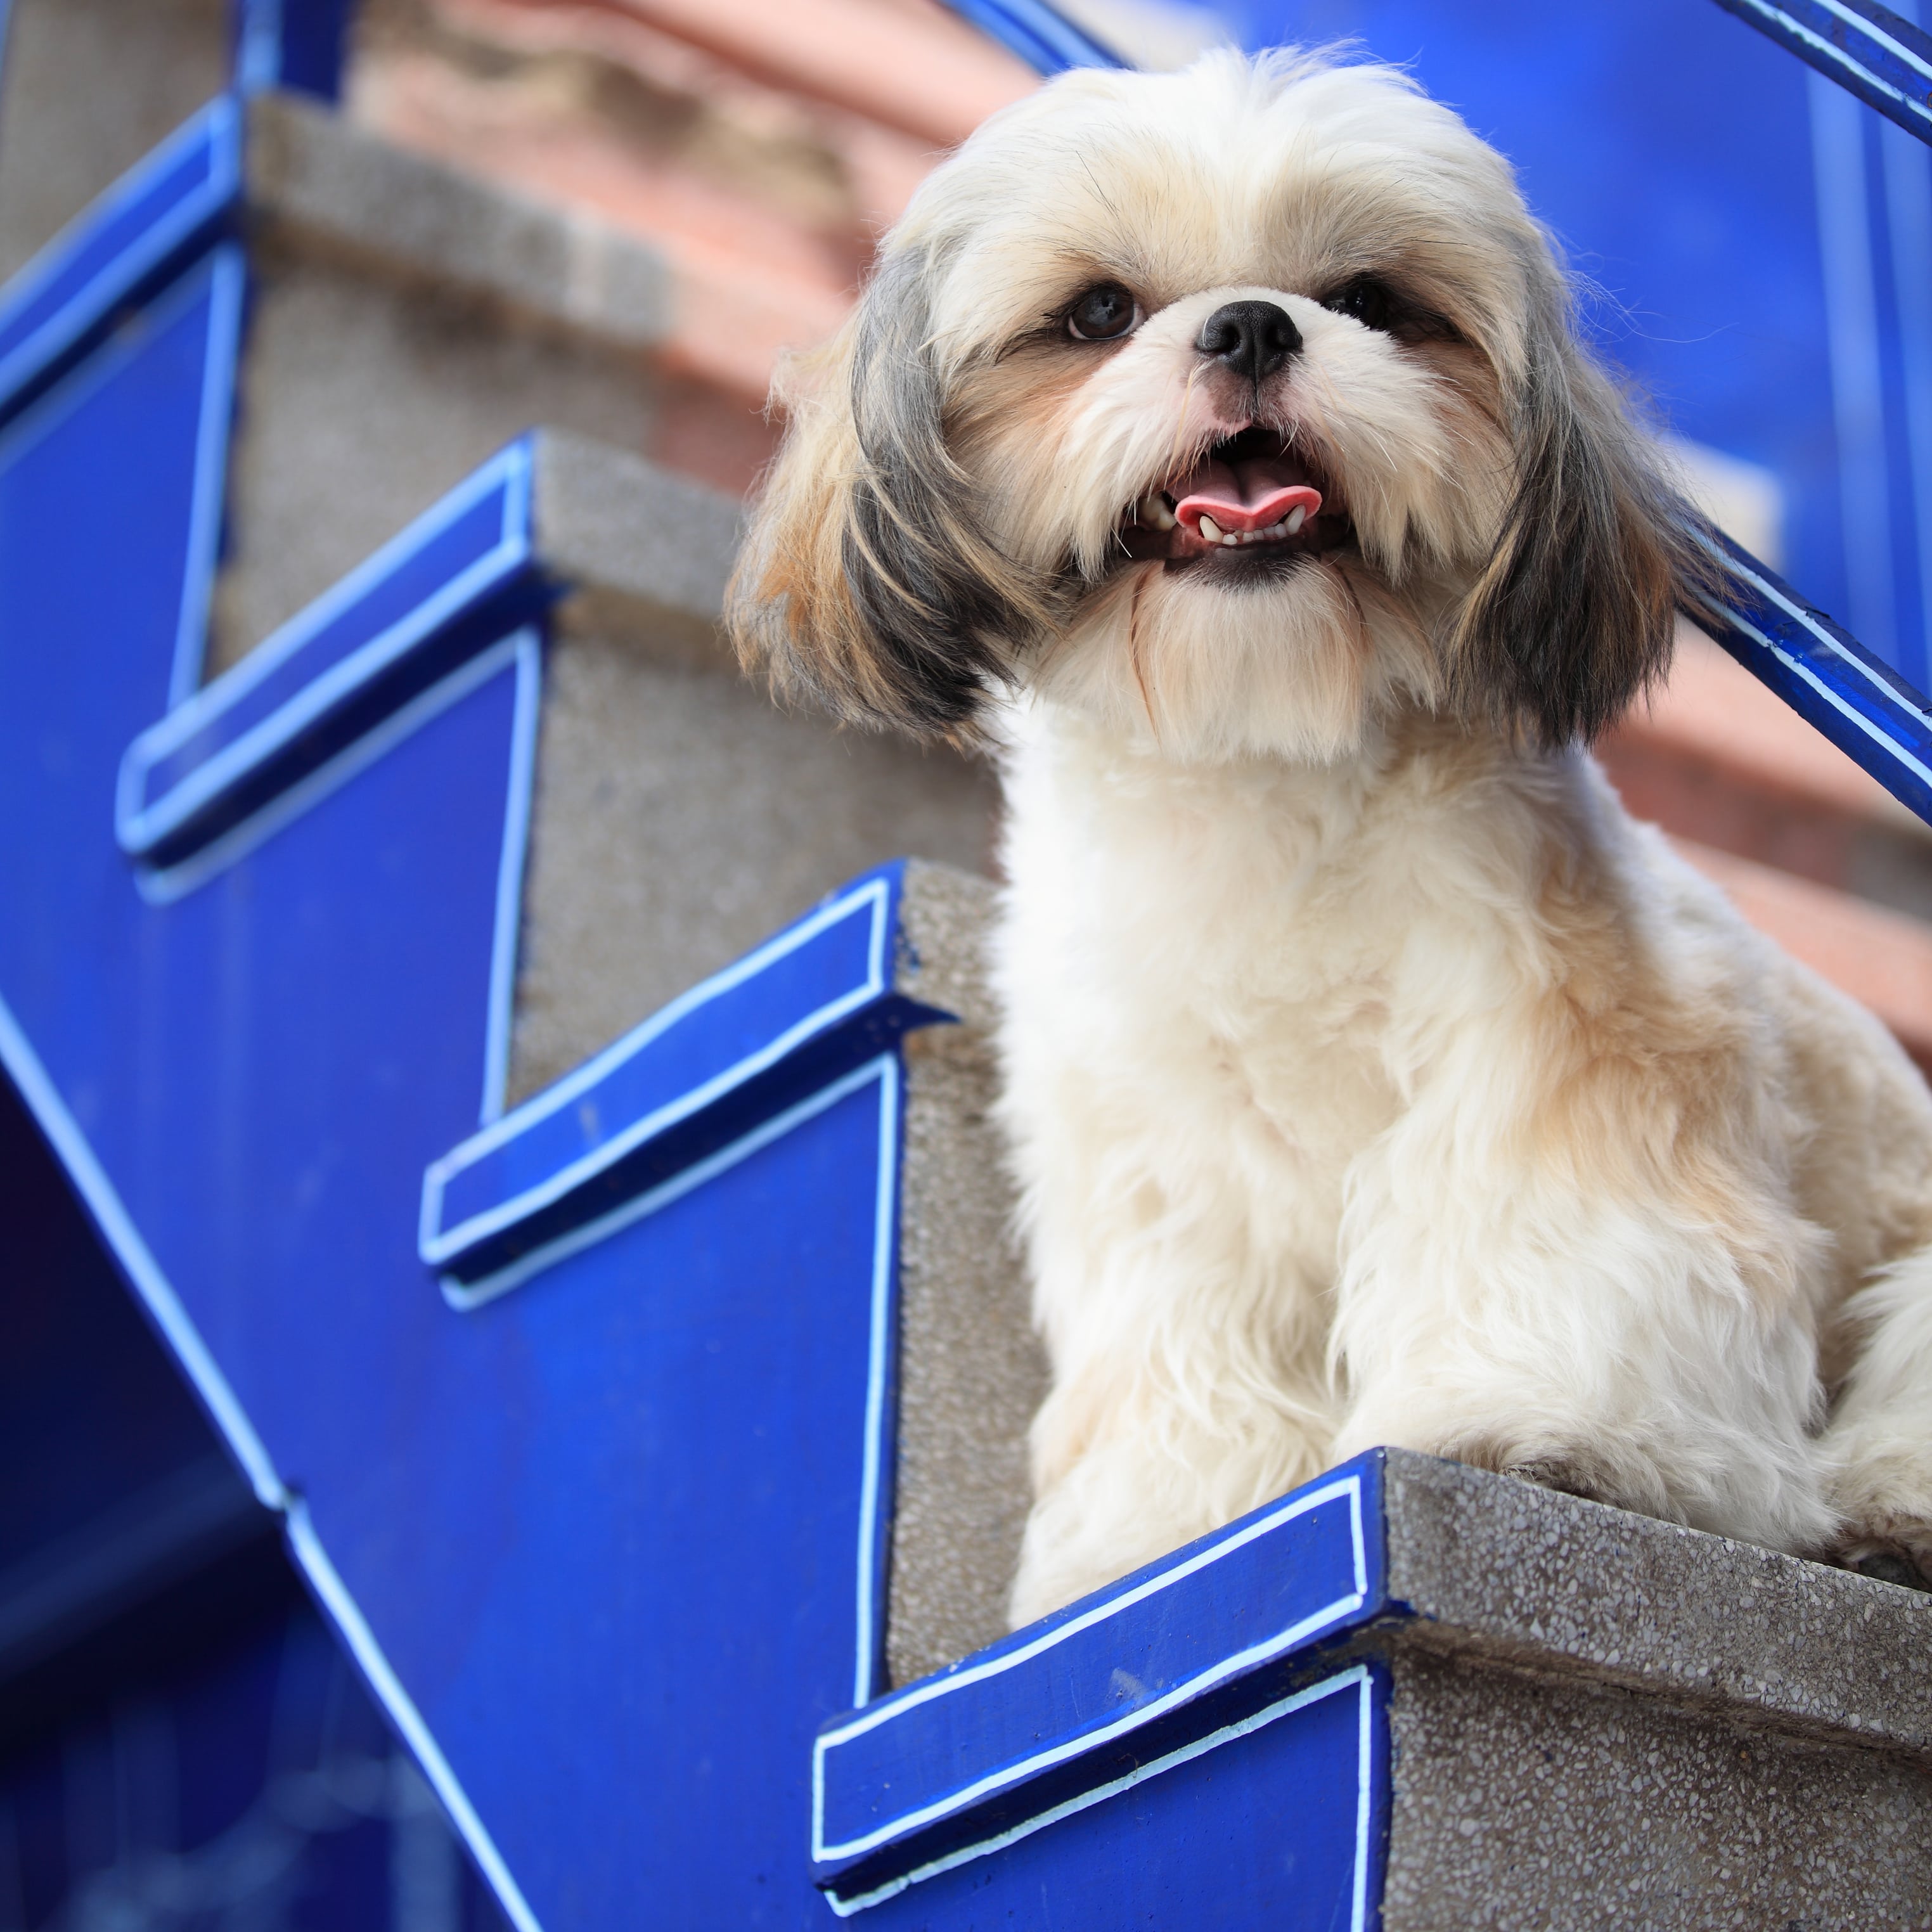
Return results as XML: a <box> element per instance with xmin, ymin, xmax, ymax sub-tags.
<box><xmin>1322</xmin><ymin>275</ymin><xmax>1398</xmax><ymax>332</ymax></box>
<box><xmin>1321</xmin><ymin>275</ymin><xmax>1457</xmax><ymax>344</ymax></box>
<box><xmin>1066</xmin><ymin>283</ymin><xmax>1140</xmax><ymax>341</ymax></box>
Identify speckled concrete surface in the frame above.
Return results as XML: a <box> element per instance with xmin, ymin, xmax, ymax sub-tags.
<box><xmin>897</xmin><ymin>860</ymin><xmax>1001</xmax><ymax>1034</ymax></box>
<box><xmin>212</xmin><ymin>247</ymin><xmax>660</xmax><ymax>671</ymax></box>
<box><xmin>890</xmin><ymin>1024</ymin><xmax>1043</xmax><ymax>1687</ymax></box>
<box><xmin>1382</xmin><ymin>1451</ymin><xmax>1932</xmax><ymax>1758</ymax></box>
<box><xmin>507</xmin><ymin>634</ymin><xmax>997</xmax><ymax>1104</ymax></box>
<box><xmin>534</xmin><ymin>431</ymin><xmax>743</xmax><ymax>671</ymax></box>
<box><xmin>0</xmin><ymin>0</ymin><xmax>227</xmax><ymax>285</ymax></box>
<box><xmin>887</xmin><ymin>865</ymin><xmax>1043</xmax><ymax>1687</ymax></box>
<box><xmin>1382</xmin><ymin>1645</ymin><xmax>1932</xmax><ymax>1931</ymax></box>
<box><xmin>246</xmin><ymin>93</ymin><xmax>671</xmax><ymax>354</ymax></box>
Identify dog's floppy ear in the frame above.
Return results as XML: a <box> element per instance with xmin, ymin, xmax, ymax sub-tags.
<box><xmin>1450</xmin><ymin>261</ymin><xmax>1713</xmax><ymax>747</ymax></box>
<box><xmin>726</xmin><ymin>248</ymin><xmax>1051</xmax><ymax>743</ymax></box>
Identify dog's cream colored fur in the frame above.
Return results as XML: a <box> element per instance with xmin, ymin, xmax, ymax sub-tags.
<box><xmin>995</xmin><ymin>703</ymin><xmax>1932</xmax><ymax>1618</ymax></box>
<box><xmin>727</xmin><ymin>48</ymin><xmax>1932</xmax><ymax>1624</ymax></box>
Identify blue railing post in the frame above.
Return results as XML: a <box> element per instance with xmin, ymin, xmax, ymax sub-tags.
<box><xmin>231</xmin><ymin>0</ymin><xmax>356</xmax><ymax>101</ymax></box>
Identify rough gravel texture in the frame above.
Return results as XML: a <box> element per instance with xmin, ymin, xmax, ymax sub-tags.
<box><xmin>534</xmin><ymin>431</ymin><xmax>744</xmax><ymax>670</ymax></box>
<box><xmin>508</xmin><ymin>641</ymin><xmax>996</xmax><ymax>1103</ymax></box>
<box><xmin>889</xmin><ymin>1024</ymin><xmax>1043</xmax><ymax>1687</ymax></box>
<box><xmin>1383</xmin><ymin>1646</ymin><xmax>1932</xmax><ymax>1931</ymax></box>
<box><xmin>887</xmin><ymin>865</ymin><xmax>1045</xmax><ymax>1688</ymax></box>
<box><xmin>1382</xmin><ymin>1450</ymin><xmax>1932</xmax><ymax>1758</ymax></box>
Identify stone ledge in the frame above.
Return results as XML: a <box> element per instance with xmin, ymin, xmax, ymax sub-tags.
<box><xmin>1379</xmin><ymin>1450</ymin><xmax>1932</xmax><ymax>1763</ymax></box>
<box><xmin>896</xmin><ymin>858</ymin><xmax>999</xmax><ymax>1036</ymax></box>
<box><xmin>828</xmin><ymin>873</ymin><xmax>1932</xmax><ymax>1727</ymax></box>
<box><xmin>245</xmin><ymin>89</ymin><xmax>673</xmax><ymax>356</ymax></box>
<box><xmin>1379</xmin><ymin>1642</ymin><xmax>1932</xmax><ymax>1932</ymax></box>
<box><xmin>530</xmin><ymin>427</ymin><xmax>742</xmax><ymax>668</ymax></box>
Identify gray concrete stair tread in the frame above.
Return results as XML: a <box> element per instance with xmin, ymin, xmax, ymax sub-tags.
<box><xmin>245</xmin><ymin>89</ymin><xmax>673</xmax><ymax>355</ymax></box>
<box><xmin>1380</xmin><ymin>1449</ymin><xmax>1932</xmax><ymax>1762</ymax></box>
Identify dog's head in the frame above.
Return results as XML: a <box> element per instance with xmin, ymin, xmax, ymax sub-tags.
<box><xmin>728</xmin><ymin>49</ymin><xmax>1709</xmax><ymax>762</ymax></box>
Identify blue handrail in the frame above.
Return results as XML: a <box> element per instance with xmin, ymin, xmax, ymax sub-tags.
<box><xmin>1696</xmin><ymin>533</ymin><xmax>1932</xmax><ymax>823</ymax></box>
<box><xmin>1710</xmin><ymin>0</ymin><xmax>1932</xmax><ymax>146</ymax></box>
<box><xmin>939</xmin><ymin>0</ymin><xmax>1126</xmax><ymax>74</ymax></box>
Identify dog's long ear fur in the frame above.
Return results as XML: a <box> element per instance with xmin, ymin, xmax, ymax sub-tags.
<box><xmin>1450</xmin><ymin>255</ymin><xmax>1716</xmax><ymax>747</ymax></box>
<box><xmin>726</xmin><ymin>248</ymin><xmax>1053</xmax><ymax>743</ymax></box>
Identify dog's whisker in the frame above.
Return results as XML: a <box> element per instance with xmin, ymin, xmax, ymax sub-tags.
<box><xmin>1166</xmin><ymin>363</ymin><xmax>1203</xmax><ymax>489</ymax></box>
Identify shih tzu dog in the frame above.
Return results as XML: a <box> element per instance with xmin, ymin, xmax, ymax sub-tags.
<box><xmin>726</xmin><ymin>48</ymin><xmax>1932</xmax><ymax>1624</ymax></box>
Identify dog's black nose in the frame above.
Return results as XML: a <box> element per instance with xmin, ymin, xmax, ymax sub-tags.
<box><xmin>1198</xmin><ymin>301</ymin><xmax>1301</xmax><ymax>385</ymax></box>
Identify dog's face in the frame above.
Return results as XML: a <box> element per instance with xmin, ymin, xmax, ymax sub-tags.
<box><xmin>728</xmin><ymin>51</ymin><xmax>1706</xmax><ymax>763</ymax></box>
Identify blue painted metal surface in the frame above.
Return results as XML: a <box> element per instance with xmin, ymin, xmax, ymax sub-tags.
<box><xmin>0</xmin><ymin>96</ymin><xmax>242</xmax><ymax>434</ymax></box>
<box><xmin>814</xmin><ymin>1462</ymin><xmax>1384</xmax><ymax>1914</ymax></box>
<box><xmin>0</xmin><ymin>1066</ymin><xmax>512</xmax><ymax>1926</ymax></box>
<box><xmin>2</xmin><ymin>1595</ymin><xmax>516</xmax><ymax>1928</ymax></box>
<box><xmin>844</xmin><ymin>1663</ymin><xmax>1388</xmax><ymax>1926</ymax></box>
<box><xmin>0</xmin><ymin>1073</ymin><xmax>269</xmax><ymax>1656</ymax></box>
<box><xmin>421</xmin><ymin>870</ymin><xmax>951</xmax><ymax>1301</ymax></box>
<box><xmin>232</xmin><ymin>0</ymin><xmax>356</xmax><ymax>100</ymax></box>
<box><xmin>1710</xmin><ymin>0</ymin><xmax>1932</xmax><ymax>145</ymax></box>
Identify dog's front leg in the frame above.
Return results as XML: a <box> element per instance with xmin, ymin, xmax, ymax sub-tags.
<box><xmin>1324</xmin><ymin>1087</ymin><xmax>1841</xmax><ymax>1556</ymax></box>
<box><xmin>1007</xmin><ymin>1318</ymin><xmax>1336</xmax><ymax>1626</ymax></box>
<box><xmin>1000</xmin><ymin>1137</ymin><xmax>1341</xmax><ymax>1627</ymax></box>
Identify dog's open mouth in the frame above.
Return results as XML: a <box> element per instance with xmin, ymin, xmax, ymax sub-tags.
<box><xmin>1114</xmin><ymin>427</ymin><xmax>1351</xmax><ymax>570</ymax></box>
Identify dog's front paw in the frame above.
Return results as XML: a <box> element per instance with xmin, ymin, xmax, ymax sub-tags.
<box><xmin>1490</xmin><ymin>1453</ymin><xmax>1620</xmax><ymax>1505</ymax></box>
<box><xmin>1823</xmin><ymin>1424</ymin><xmax>1932</xmax><ymax>1592</ymax></box>
<box><xmin>1337</xmin><ymin>1386</ymin><xmax>1840</xmax><ymax>1551</ymax></box>
<box><xmin>1336</xmin><ymin>1400</ymin><xmax>1665</xmax><ymax>1517</ymax></box>
<box><xmin>1839</xmin><ymin>1536</ymin><xmax>1932</xmax><ymax>1592</ymax></box>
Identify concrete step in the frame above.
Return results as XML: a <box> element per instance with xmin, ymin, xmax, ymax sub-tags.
<box><xmin>163</xmin><ymin>86</ymin><xmax>1001</xmax><ymax>1093</ymax></box>
<box><xmin>817</xmin><ymin>1446</ymin><xmax>1932</xmax><ymax>1928</ymax></box>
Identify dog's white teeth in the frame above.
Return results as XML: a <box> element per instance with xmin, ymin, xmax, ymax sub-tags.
<box><xmin>1140</xmin><ymin>494</ymin><xmax>1176</xmax><ymax>531</ymax></box>
<box><xmin>1284</xmin><ymin>506</ymin><xmax>1306</xmax><ymax>535</ymax></box>
<box><xmin>1197</xmin><ymin>513</ymin><xmax>1225</xmax><ymax>543</ymax></box>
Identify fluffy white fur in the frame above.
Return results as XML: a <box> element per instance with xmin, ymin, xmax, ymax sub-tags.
<box><xmin>995</xmin><ymin>703</ymin><xmax>1932</xmax><ymax>1618</ymax></box>
<box><xmin>726</xmin><ymin>48</ymin><xmax>1932</xmax><ymax>1625</ymax></box>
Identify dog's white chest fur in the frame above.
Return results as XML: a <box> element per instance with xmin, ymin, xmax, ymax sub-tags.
<box><xmin>997</xmin><ymin>696</ymin><xmax>1410</xmax><ymax>1284</ymax></box>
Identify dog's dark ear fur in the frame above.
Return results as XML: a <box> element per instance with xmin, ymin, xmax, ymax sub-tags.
<box><xmin>1450</xmin><ymin>262</ymin><xmax>1716</xmax><ymax>747</ymax></box>
<box><xmin>726</xmin><ymin>247</ymin><xmax>1051</xmax><ymax>743</ymax></box>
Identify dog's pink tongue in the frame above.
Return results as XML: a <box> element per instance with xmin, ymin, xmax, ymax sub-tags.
<box><xmin>1173</xmin><ymin>453</ymin><xmax>1322</xmax><ymax>536</ymax></box>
